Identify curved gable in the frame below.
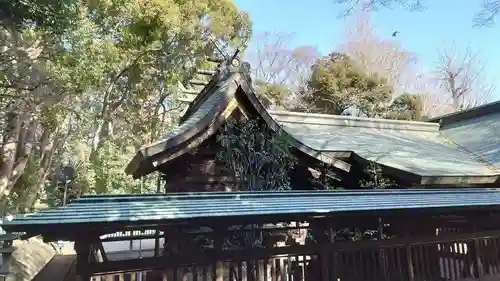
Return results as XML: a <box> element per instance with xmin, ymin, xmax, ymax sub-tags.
<box><xmin>125</xmin><ymin>74</ymin><xmax>239</xmax><ymax>179</ymax></box>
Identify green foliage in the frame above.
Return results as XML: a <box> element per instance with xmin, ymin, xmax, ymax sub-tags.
<box><xmin>254</xmin><ymin>80</ymin><xmax>291</xmax><ymax>108</ymax></box>
<box><xmin>359</xmin><ymin>161</ymin><xmax>397</xmax><ymax>189</ymax></box>
<box><xmin>298</xmin><ymin>53</ymin><xmax>427</xmax><ymax>120</ymax></box>
<box><xmin>216</xmin><ymin>118</ymin><xmax>296</xmax><ymax>191</ymax></box>
<box><xmin>215</xmin><ymin>118</ymin><xmax>296</xmax><ymax>255</ymax></box>
<box><xmin>302</xmin><ymin>52</ymin><xmax>393</xmax><ymax>117</ymax></box>
<box><xmin>0</xmin><ymin>0</ymin><xmax>81</xmax><ymax>33</ymax></box>
<box><xmin>387</xmin><ymin>93</ymin><xmax>426</xmax><ymax>121</ymax></box>
<box><xmin>90</xmin><ymin>139</ymin><xmax>137</xmax><ymax>194</ymax></box>
<box><xmin>0</xmin><ymin>0</ymin><xmax>252</xmax><ymax>212</ymax></box>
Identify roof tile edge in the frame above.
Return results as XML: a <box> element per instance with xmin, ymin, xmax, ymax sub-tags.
<box><xmin>270</xmin><ymin>110</ymin><xmax>441</xmax><ymax>132</ymax></box>
<box><xmin>429</xmin><ymin>100</ymin><xmax>500</xmax><ymax>126</ymax></box>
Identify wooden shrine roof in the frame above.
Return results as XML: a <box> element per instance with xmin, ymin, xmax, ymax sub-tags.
<box><xmin>125</xmin><ymin>56</ymin><xmax>500</xmax><ymax>186</ymax></box>
<box><xmin>270</xmin><ymin>110</ymin><xmax>499</xmax><ymax>185</ymax></box>
<box><xmin>125</xmin><ymin>59</ymin><xmax>350</xmax><ymax>179</ymax></box>
<box><xmin>430</xmin><ymin>101</ymin><xmax>500</xmax><ymax>171</ymax></box>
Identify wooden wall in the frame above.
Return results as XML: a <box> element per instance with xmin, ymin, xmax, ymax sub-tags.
<box><xmin>158</xmin><ymin>135</ymin><xmax>330</xmax><ymax>193</ymax></box>
<box><xmin>159</xmin><ymin>136</ymin><xmax>239</xmax><ymax>193</ymax></box>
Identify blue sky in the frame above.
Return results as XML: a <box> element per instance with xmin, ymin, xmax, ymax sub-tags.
<box><xmin>234</xmin><ymin>0</ymin><xmax>500</xmax><ymax>101</ymax></box>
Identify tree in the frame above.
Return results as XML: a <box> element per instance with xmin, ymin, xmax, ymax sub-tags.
<box><xmin>253</xmin><ymin>81</ymin><xmax>292</xmax><ymax>109</ymax></box>
<box><xmin>0</xmin><ymin>23</ymin><xmax>81</xmax><ymax>210</ymax></box>
<box><xmin>475</xmin><ymin>0</ymin><xmax>500</xmax><ymax>26</ymax></box>
<box><xmin>333</xmin><ymin>0</ymin><xmax>500</xmax><ymax>26</ymax></box>
<box><xmin>0</xmin><ymin>0</ymin><xmax>81</xmax><ymax>32</ymax></box>
<box><xmin>337</xmin><ymin>11</ymin><xmax>443</xmax><ymax>118</ymax></box>
<box><xmin>244</xmin><ymin>31</ymin><xmax>320</xmax><ymax>107</ymax></box>
<box><xmin>433</xmin><ymin>45</ymin><xmax>494</xmax><ymax>111</ymax></box>
<box><xmin>299</xmin><ymin>52</ymin><xmax>393</xmax><ymax>117</ymax></box>
<box><xmin>387</xmin><ymin>93</ymin><xmax>426</xmax><ymax>120</ymax></box>
<box><xmin>334</xmin><ymin>0</ymin><xmax>424</xmax><ymax>16</ymax></box>
<box><xmin>216</xmin><ymin>118</ymin><xmax>297</xmax><ymax>281</ymax></box>
<box><xmin>0</xmin><ymin>0</ymin><xmax>252</xmax><ymax>214</ymax></box>
<box><xmin>297</xmin><ymin>52</ymin><xmax>428</xmax><ymax>120</ymax></box>
<box><xmin>216</xmin><ymin>118</ymin><xmax>296</xmax><ymax>192</ymax></box>
<box><xmin>339</xmin><ymin>12</ymin><xmax>419</xmax><ymax>95</ymax></box>
<box><xmin>359</xmin><ymin>161</ymin><xmax>397</xmax><ymax>189</ymax></box>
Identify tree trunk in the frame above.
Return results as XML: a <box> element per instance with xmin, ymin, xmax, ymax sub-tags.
<box><xmin>0</xmin><ymin>112</ymin><xmax>21</xmax><ymax>199</ymax></box>
<box><xmin>17</xmin><ymin>124</ymin><xmax>68</xmax><ymax>212</ymax></box>
<box><xmin>7</xmin><ymin>120</ymin><xmax>37</xmax><ymax>193</ymax></box>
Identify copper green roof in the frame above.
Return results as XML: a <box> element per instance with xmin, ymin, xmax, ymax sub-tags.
<box><xmin>125</xmin><ymin>57</ymin><xmax>500</xmax><ymax>185</ymax></box>
<box><xmin>125</xmin><ymin>71</ymin><xmax>239</xmax><ymax>178</ymax></box>
<box><xmin>125</xmin><ymin>60</ymin><xmax>351</xmax><ymax>179</ymax></box>
<box><xmin>4</xmin><ymin>189</ymin><xmax>500</xmax><ymax>240</ymax></box>
<box><xmin>435</xmin><ymin>102</ymin><xmax>500</xmax><ymax>169</ymax></box>
<box><xmin>270</xmin><ymin>111</ymin><xmax>499</xmax><ymax>181</ymax></box>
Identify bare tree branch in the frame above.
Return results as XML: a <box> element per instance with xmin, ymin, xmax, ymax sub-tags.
<box><xmin>335</xmin><ymin>0</ymin><xmax>500</xmax><ymax>27</ymax></box>
<box><xmin>434</xmin><ymin>44</ymin><xmax>495</xmax><ymax>111</ymax></box>
<box><xmin>334</xmin><ymin>0</ymin><xmax>426</xmax><ymax>17</ymax></box>
<box><xmin>244</xmin><ymin>31</ymin><xmax>320</xmax><ymax>109</ymax></box>
<box><xmin>474</xmin><ymin>0</ymin><xmax>500</xmax><ymax>27</ymax></box>
<box><xmin>244</xmin><ymin>31</ymin><xmax>319</xmax><ymax>88</ymax></box>
<box><xmin>339</xmin><ymin>12</ymin><xmax>419</xmax><ymax>94</ymax></box>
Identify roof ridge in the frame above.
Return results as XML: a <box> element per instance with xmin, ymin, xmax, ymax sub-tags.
<box><xmin>429</xmin><ymin>100</ymin><xmax>500</xmax><ymax>126</ymax></box>
<box><xmin>74</xmin><ymin>188</ymin><xmax>500</xmax><ymax>203</ymax></box>
<box><xmin>179</xmin><ymin>56</ymin><xmax>243</xmax><ymax>123</ymax></box>
<box><xmin>270</xmin><ymin>110</ymin><xmax>440</xmax><ymax>132</ymax></box>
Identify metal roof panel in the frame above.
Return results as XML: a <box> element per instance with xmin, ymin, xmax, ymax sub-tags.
<box><xmin>439</xmin><ymin>110</ymin><xmax>500</xmax><ymax>169</ymax></box>
<box><xmin>3</xmin><ymin>189</ymin><xmax>500</xmax><ymax>227</ymax></box>
<box><xmin>271</xmin><ymin>111</ymin><xmax>497</xmax><ymax>177</ymax></box>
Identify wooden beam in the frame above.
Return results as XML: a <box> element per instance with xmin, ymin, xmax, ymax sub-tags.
<box><xmin>89</xmin><ymin>228</ymin><xmax>500</xmax><ymax>275</ymax></box>
<box><xmin>74</xmin><ymin>240</ymin><xmax>92</xmax><ymax>276</ymax></box>
<box><xmin>95</xmin><ymin>241</ymin><xmax>108</xmax><ymax>262</ymax></box>
<box><xmin>404</xmin><ymin>222</ymin><xmax>415</xmax><ymax>281</ymax></box>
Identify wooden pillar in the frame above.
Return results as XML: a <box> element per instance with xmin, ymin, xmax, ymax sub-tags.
<box><xmin>404</xmin><ymin>223</ymin><xmax>415</xmax><ymax>281</ymax></box>
<box><xmin>154</xmin><ymin>173</ymin><xmax>162</xmax><ymax>257</ymax></box>
<box><xmin>378</xmin><ymin>217</ymin><xmax>389</xmax><ymax>281</ymax></box>
<box><xmin>162</xmin><ymin>270</ymin><xmax>174</xmax><ymax>281</ymax></box>
<box><xmin>75</xmin><ymin>240</ymin><xmax>93</xmax><ymax>280</ymax></box>
<box><xmin>161</xmin><ymin>227</ymin><xmax>173</xmax><ymax>281</ymax></box>
<box><xmin>472</xmin><ymin>222</ymin><xmax>484</xmax><ymax>280</ymax></box>
<box><xmin>213</xmin><ymin>262</ymin><xmax>224</xmax><ymax>281</ymax></box>
<box><xmin>319</xmin><ymin>223</ymin><xmax>332</xmax><ymax>281</ymax></box>
<box><xmin>0</xmin><ymin>240</ymin><xmax>14</xmax><ymax>281</ymax></box>
<box><xmin>213</xmin><ymin>227</ymin><xmax>224</xmax><ymax>281</ymax></box>
<box><xmin>320</xmin><ymin>250</ymin><xmax>329</xmax><ymax>281</ymax></box>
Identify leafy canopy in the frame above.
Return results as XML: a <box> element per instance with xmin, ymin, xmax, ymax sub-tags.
<box><xmin>216</xmin><ymin>118</ymin><xmax>296</xmax><ymax>191</ymax></box>
<box><xmin>297</xmin><ymin>52</ymin><xmax>425</xmax><ymax>120</ymax></box>
<box><xmin>301</xmin><ymin>52</ymin><xmax>393</xmax><ymax>117</ymax></box>
<box><xmin>0</xmin><ymin>0</ymin><xmax>252</xmax><ymax>213</ymax></box>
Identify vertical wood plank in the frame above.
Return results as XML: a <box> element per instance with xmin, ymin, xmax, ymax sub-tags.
<box><xmin>193</xmin><ymin>266</ymin><xmax>198</xmax><ymax>281</ymax></box>
<box><xmin>474</xmin><ymin>238</ymin><xmax>484</xmax><ymax>280</ymax></box>
<box><xmin>405</xmin><ymin>223</ymin><xmax>415</xmax><ymax>281</ymax></box>
<box><xmin>202</xmin><ymin>266</ymin><xmax>208</xmax><ymax>281</ymax></box>
<box><xmin>320</xmin><ymin>251</ymin><xmax>329</xmax><ymax>281</ymax></box>
<box><xmin>263</xmin><ymin>259</ymin><xmax>269</xmax><ymax>281</ymax></box>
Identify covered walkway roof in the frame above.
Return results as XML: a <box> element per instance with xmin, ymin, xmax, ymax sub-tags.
<box><xmin>3</xmin><ymin>189</ymin><xmax>500</xmax><ymax>241</ymax></box>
